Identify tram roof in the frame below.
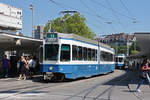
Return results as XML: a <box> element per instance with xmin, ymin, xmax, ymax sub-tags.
<box><xmin>55</xmin><ymin>32</ymin><xmax>113</xmax><ymax>50</ymax></box>
<box><xmin>0</xmin><ymin>30</ymin><xmax>42</xmax><ymax>50</ymax></box>
<box><xmin>134</xmin><ymin>32</ymin><xmax>150</xmax><ymax>57</ymax></box>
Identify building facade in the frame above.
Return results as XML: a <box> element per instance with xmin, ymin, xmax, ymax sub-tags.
<box><xmin>97</xmin><ymin>33</ymin><xmax>136</xmax><ymax>46</ymax></box>
<box><xmin>34</xmin><ymin>25</ymin><xmax>44</xmax><ymax>39</ymax></box>
<box><xmin>0</xmin><ymin>3</ymin><xmax>22</xmax><ymax>30</ymax></box>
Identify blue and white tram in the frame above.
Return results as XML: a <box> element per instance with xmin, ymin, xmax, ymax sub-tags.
<box><xmin>115</xmin><ymin>54</ymin><xmax>126</xmax><ymax>69</ymax></box>
<box><xmin>40</xmin><ymin>32</ymin><xmax>115</xmax><ymax>81</ymax></box>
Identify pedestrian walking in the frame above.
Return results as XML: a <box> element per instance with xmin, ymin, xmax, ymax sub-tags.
<box><xmin>17</xmin><ymin>56</ymin><xmax>27</xmax><ymax>80</ymax></box>
<box><xmin>2</xmin><ymin>55</ymin><xmax>10</xmax><ymax>78</ymax></box>
<box><xmin>136</xmin><ymin>59</ymin><xmax>150</xmax><ymax>92</ymax></box>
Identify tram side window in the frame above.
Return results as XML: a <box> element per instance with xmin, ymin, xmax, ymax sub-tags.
<box><xmin>60</xmin><ymin>44</ymin><xmax>70</xmax><ymax>61</ymax></box>
<box><xmin>100</xmin><ymin>51</ymin><xmax>113</xmax><ymax>61</ymax></box>
<box><xmin>95</xmin><ymin>50</ymin><xmax>97</xmax><ymax>61</ymax></box>
<box><xmin>83</xmin><ymin>47</ymin><xmax>88</xmax><ymax>61</ymax></box>
<box><xmin>78</xmin><ymin>46</ymin><xmax>83</xmax><ymax>60</ymax></box>
<box><xmin>100</xmin><ymin>51</ymin><xmax>106</xmax><ymax>61</ymax></box>
<box><xmin>91</xmin><ymin>49</ymin><xmax>96</xmax><ymax>61</ymax></box>
<box><xmin>88</xmin><ymin>48</ymin><xmax>91</xmax><ymax>61</ymax></box>
<box><xmin>72</xmin><ymin>45</ymin><xmax>78</xmax><ymax>60</ymax></box>
<box><xmin>108</xmin><ymin>53</ymin><xmax>113</xmax><ymax>61</ymax></box>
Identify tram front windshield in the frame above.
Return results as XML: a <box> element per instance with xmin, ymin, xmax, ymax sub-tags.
<box><xmin>45</xmin><ymin>44</ymin><xmax>59</xmax><ymax>61</ymax></box>
<box><xmin>118</xmin><ymin>57</ymin><xmax>124</xmax><ymax>62</ymax></box>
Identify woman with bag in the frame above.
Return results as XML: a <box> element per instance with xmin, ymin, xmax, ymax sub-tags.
<box><xmin>136</xmin><ymin>59</ymin><xmax>150</xmax><ymax>92</ymax></box>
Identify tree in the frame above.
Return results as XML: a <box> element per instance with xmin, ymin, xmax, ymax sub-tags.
<box><xmin>44</xmin><ymin>13</ymin><xmax>96</xmax><ymax>39</ymax></box>
<box><xmin>111</xmin><ymin>40</ymin><xmax>140</xmax><ymax>56</ymax></box>
<box><xmin>130</xmin><ymin>50</ymin><xmax>139</xmax><ymax>55</ymax></box>
<box><xmin>111</xmin><ymin>45</ymin><xmax>127</xmax><ymax>55</ymax></box>
<box><xmin>129</xmin><ymin>41</ymin><xmax>140</xmax><ymax>55</ymax></box>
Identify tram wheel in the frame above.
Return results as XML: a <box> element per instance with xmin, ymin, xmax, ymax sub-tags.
<box><xmin>56</xmin><ymin>74</ymin><xmax>65</xmax><ymax>82</ymax></box>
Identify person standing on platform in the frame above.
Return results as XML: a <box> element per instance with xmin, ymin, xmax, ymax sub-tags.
<box><xmin>17</xmin><ymin>56</ymin><xmax>27</xmax><ymax>80</ymax></box>
<box><xmin>2</xmin><ymin>55</ymin><xmax>10</xmax><ymax>78</ymax></box>
<box><xmin>28</xmin><ymin>56</ymin><xmax>35</xmax><ymax>79</ymax></box>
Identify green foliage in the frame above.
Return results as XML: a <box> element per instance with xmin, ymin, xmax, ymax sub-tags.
<box><xmin>111</xmin><ymin>40</ymin><xmax>140</xmax><ymax>56</ymax></box>
<box><xmin>129</xmin><ymin>41</ymin><xmax>140</xmax><ymax>52</ymax></box>
<box><xmin>130</xmin><ymin>50</ymin><xmax>139</xmax><ymax>55</ymax></box>
<box><xmin>111</xmin><ymin>45</ymin><xmax>127</xmax><ymax>54</ymax></box>
<box><xmin>44</xmin><ymin>13</ymin><xmax>95</xmax><ymax>39</ymax></box>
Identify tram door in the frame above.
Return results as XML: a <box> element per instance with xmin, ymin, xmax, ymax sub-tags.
<box><xmin>39</xmin><ymin>45</ymin><xmax>43</xmax><ymax>63</ymax></box>
<box><xmin>10</xmin><ymin>56</ymin><xmax>18</xmax><ymax>76</ymax></box>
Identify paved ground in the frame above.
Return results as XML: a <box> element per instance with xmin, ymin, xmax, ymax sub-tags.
<box><xmin>0</xmin><ymin>70</ymin><xmax>150</xmax><ymax>100</ymax></box>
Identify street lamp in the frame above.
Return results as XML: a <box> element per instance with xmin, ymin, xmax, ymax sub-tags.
<box><xmin>29</xmin><ymin>4</ymin><xmax>34</xmax><ymax>38</ymax></box>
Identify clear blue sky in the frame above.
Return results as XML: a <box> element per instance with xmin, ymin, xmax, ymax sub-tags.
<box><xmin>0</xmin><ymin>0</ymin><xmax>150</xmax><ymax>37</ymax></box>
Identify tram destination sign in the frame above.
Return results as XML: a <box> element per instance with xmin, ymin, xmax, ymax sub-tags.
<box><xmin>45</xmin><ymin>33</ymin><xmax>58</xmax><ymax>43</ymax></box>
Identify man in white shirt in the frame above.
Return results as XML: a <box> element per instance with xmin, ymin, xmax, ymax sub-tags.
<box><xmin>29</xmin><ymin>56</ymin><xmax>35</xmax><ymax>78</ymax></box>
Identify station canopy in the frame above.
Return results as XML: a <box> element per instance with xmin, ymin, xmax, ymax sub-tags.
<box><xmin>134</xmin><ymin>32</ymin><xmax>150</xmax><ymax>57</ymax></box>
<box><xmin>0</xmin><ymin>31</ymin><xmax>42</xmax><ymax>51</ymax></box>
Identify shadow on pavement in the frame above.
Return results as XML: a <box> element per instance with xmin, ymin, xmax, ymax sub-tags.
<box><xmin>103</xmin><ymin>70</ymin><xmax>136</xmax><ymax>86</ymax></box>
<box><xmin>0</xmin><ymin>90</ymin><xmax>48</xmax><ymax>94</ymax></box>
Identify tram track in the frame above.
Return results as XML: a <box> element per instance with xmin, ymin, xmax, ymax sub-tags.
<box><xmin>127</xmin><ymin>85</ymin><xmax>143</xmax><ymax>100</ymax></box>
<box><xmin>0</xmin><ymin>81</ymin><xmax>65</xmax><ymax>100</ymax></box>
<box><xmin>64</xmin><ymin>70</ymin><xmax>131</xmax><ymax>100</ymax></box>
<box><xmin>0</xmin><ymin>70</ymin><xmax>143</xmax><ymax>100</ymax></box>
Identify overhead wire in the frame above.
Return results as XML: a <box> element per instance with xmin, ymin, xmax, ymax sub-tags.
<box><xmin>49</xmin><ymin>0</ymin><xmax>67</xmax><ymax>10</ymax></box>
<box><xmin>119</xmin><ymin>0</ymin><xmax>138</xmax><ymax>32</ymax></box>
<box><xmin>49</xmin><ymin>0</ymin><xmax>119</xmax><ymax>22</ymax></box>
<box><xmin>80</xmin><ymin>0</ymin><xmax>117</xmax><ymax>33</ymax></box>
<box><xmin>49</xmin><ymin>0</ymin><xmax>107</xmax><ymax>34</ymax></box>
<box><xmin>79</xmin><ymin>0</ymin><xmax>107</xmax><ymax>34</ymax></box>
<box><xmin>119</xmin><ymin>0</ymin><xmax>135</xmax><ymax>20</ymax></box>
<box><xmin>91</xmin><ymin>0</ymin><xmax>135</xmax><ymax>20</ymax></box>
<box><xmin>80</xmin><ymin>0</ymin><xmax>107</xmax><ymax>20</ymax></box>
<box><xmin>105</xmin><ymin>0</ymin><xmax>127</xmax><ymax>32</ymax></box>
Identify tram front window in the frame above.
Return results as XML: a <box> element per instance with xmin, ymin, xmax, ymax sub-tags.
<box><xmin>45</xmin><ymin>44</ymin><xmax>59</xmax><ymax>61</ymax></box>
<box><xmin>118</xmin><ymin>58</ymin><xmax>124</xmax><ymax>62</ymax></box>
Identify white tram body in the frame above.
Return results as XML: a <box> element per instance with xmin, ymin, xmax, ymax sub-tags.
<box><xmin>115</xmin><ymin>54</ymin><xmax>126</xmax><ymax>69</ymax></box>
<box><xmin>40</xmin><ymin>32</ymin><xmax>115</xmax><ymax>81</ymax></box>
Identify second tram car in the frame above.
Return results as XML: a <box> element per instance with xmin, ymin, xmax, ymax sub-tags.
<box><xmin>40</xmin><ymin>32</ymin><xmax>115</xmax><ymax>81</ymax></box>
<box><xmin>115</xmin><ymin>54</ymin><xmax>126</xmax><ymax>69</ymax></box>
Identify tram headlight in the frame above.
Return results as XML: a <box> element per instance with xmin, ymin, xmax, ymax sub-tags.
<box><xmin>49</xmin><ymin>66</ymin><xmax>53</xmax><ymax>70</ymax></box>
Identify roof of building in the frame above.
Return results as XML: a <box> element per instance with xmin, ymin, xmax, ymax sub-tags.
<box><xmin>0</xmin><ymin>30</ymin><xmax>42</xmax><ymax>51</ymax></box>
<box><xmin>98</xmin><ymin>33</ymin><xmax>135</xmax><ymax>41</ymax></box>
